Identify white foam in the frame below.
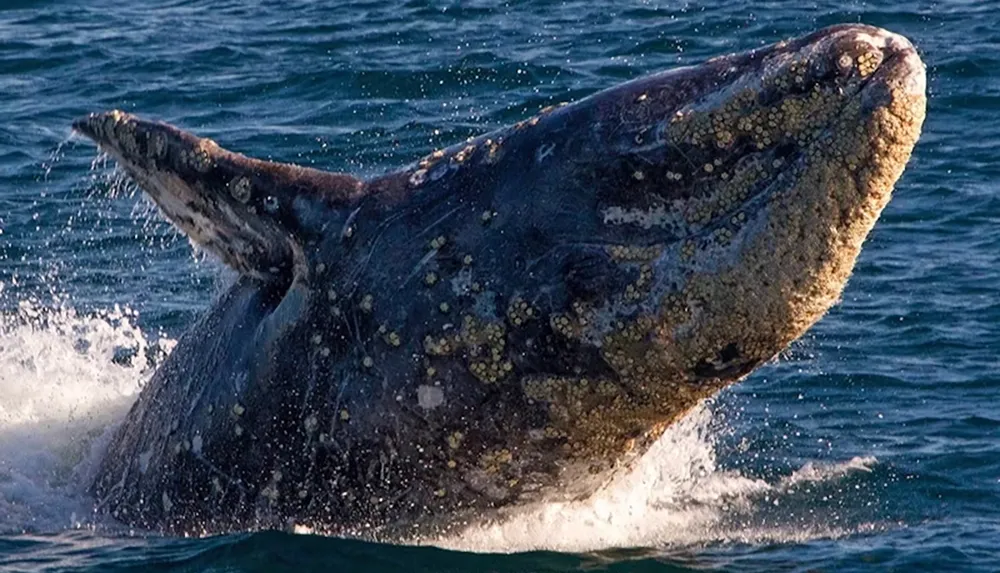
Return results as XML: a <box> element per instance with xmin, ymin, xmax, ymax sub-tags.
<box><xmin>0</xmin><ymin>299</ymin><xmax>170</xmax><ymax>533</ymax></box>
<box><xmin>429</xmin><ymin>405</ymin><xmax>881</xmax><ymax>553</ymax></box>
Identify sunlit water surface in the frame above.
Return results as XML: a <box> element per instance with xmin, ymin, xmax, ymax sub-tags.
<box><xmin>1</xmin><ymin>0</ymin><xmax>998</xmax><ymax>571</ymax></box>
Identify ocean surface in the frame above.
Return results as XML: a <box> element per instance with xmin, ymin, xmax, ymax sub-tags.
<box><xmin>0</xmin><ymin>0</ymin><xmax>996</xmax><ymax>571</ymax></box>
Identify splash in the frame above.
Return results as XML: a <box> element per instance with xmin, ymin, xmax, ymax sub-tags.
<box><xmin>0</xmin><ymin>299</ymin><xmax>170</xmax><ymax>533</ymax></box>
<box><xmin>428</xmin><ymin>404</ymin><xmax>882</xmax><ymax>553</ymax></box>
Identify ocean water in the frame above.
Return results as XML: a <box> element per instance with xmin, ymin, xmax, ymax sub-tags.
<box><xmin>0</xmin><ymin>0</ymin><xmax>996</xmax><ymax>571</ymax></box>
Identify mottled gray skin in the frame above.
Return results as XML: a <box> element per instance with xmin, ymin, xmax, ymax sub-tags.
<box><xmin>75</xmin><ymin>24</ymin><xmax>925</xmax><ymax>539</ymax></box>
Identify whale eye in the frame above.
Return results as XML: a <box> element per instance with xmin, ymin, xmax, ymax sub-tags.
<box><xmin>262</xmin><ymin>195</ymin><xmax>280</xmax><ymax>214</ymax></box>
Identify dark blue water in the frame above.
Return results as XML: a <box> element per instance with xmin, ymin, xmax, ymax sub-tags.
<box><xmin>1</xmin><ymin>0</ymin><xmax>997</xmax><ymax>571</ymax></box>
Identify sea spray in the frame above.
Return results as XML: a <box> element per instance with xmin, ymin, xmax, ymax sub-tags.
<box><xmin>0</xmin><ymin>300</ymin><xmax>171</xmax><ymax>533</ymax></box>
<box><xmin>429</xmin><ymin>403</ymin><xmax>883</xmax><ymax>553</ymax></box>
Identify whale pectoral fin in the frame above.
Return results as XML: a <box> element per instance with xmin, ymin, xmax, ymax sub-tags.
<box><xmin>73</xmin><ymin>111</ymin><xmax>363</xmax><ymax>278</ymax></box>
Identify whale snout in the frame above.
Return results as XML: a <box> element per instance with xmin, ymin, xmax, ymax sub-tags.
<box><xmin>880</xmin><ymin>33</ymin><xmax>926</xmax><ymax>96</ymax></box>
<box><xmin>796</xmin><ymin>25</ymin><xmax>926</xmax><ymax>124</ymax></box>
<box><xmin>616</xmin><ymin>24</ymin><xmax>926</xmax><ymax>406</ymax></box>
<box><xmin>834</xmin><ymin>25</ymin><xmax>926</xmax><ymax>97</ymax></box>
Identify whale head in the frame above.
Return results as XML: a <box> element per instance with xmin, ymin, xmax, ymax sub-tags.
<box><xmin>576</xmin><ymin>23</ymin><xmax>927</xmax><ymax>391</ymax></box>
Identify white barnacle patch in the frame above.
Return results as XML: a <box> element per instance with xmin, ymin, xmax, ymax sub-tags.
<box><xmin>190</xmin><ymin>141</ymin><xmax>215</xmax><ymax>173</ymax></box>
<box><xmin>162</xmin><ymin>491</ymin><xmax>173</xmax><ymax>513</ymax></box>
<box><xmin>102</xmin><ymin>110</ymin><xmax>124</xmax><ymax>137</ymax></box>
<box><xmin>149</xmin><ymin>132</ymin><xmax>167</xmax><ymax>159</ymax></box>
<box><xmin>409</xmin><ymin>168</ymin><xmax>428</xmax><ymax>187</ymax></box>
<box><xmin>232</xmin><ymin>403</ymin><xmax>246</xmax><ymax>416</ymax></box>
<box><xmin>417</xmin><ymin>385</ymin><xmax>445</xmax><ymax>410</ymax></box>
<box><xmin>228</xmin><ymin>176</ymin><xmax>252</xmax><ymax>203</ymax></box>
<box><xmin>359</xmin><ymin>294</ymin><xmax>374</xmax><ymax>312</ymax></box>
<box><xmin>535</xmin><ymin>142</ymin><xmax>556</xmax><ymax>163</ymax></box>
<box><xmin>192</xmin><ymin>434</ymin><xmax>203</xmax><ymax>455</ymax></box>
<box><xmin>450</xmin><ymin>267</ymin><xmax>478</xmax><ymax>297</ymax></box>
<box><xmin>117</xmin><ymin>124</ymin><xmax>138</xmax><ymax>156</ymax></box>
<box><xmin>304</xmin><ymin>414</ymin><xmax>318</xmax><ymax>433</ymax></box>
<box><xmin>138</xmin><ymin>449</ymin><xmax>153</xmax><ymax>474</ymax></box>
<box><xmin>602</xmin><ymin>205</ymin><xmax>686</xmax><ymax>231</ymax></box>
<box><xmin>453</xmin><ymin>144</ymin><xmax>476</xmax><ymax>164</ymax></box>
<box><xmin>261</xmin><ymin>475</ymin><xmax>281</xmax><ymax>503</ymax></box>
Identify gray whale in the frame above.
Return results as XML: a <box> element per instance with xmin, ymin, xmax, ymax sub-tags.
<box><xmin>74</xmin><ymin>23</ymin><xmax>926</xmax><ymax>538</ymax></box>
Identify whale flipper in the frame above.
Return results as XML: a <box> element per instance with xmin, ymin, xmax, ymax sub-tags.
<box><xmin>74</xmin><ymin>112</ymin><xmax>364</xmax><ymax>280</ymax></box>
